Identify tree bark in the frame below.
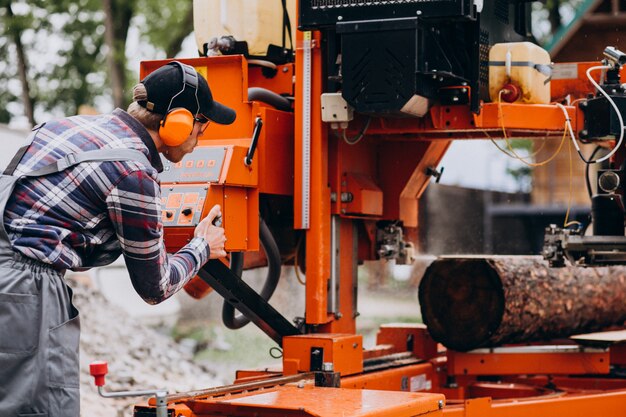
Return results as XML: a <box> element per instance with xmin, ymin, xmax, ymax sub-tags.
<box><xmin>6</xmin><ymin>3</ymin><xmax>35</xmax><ymax>126</ymax></box>
<box><xmin>419</xmin><ymin>256</ymin><xmax>626</xmax><ymax>351</ymax></box>
<box><xmin>103</xmin><ymin>0</ymin><xmax>134</xmax><ymax>109</ymax></box>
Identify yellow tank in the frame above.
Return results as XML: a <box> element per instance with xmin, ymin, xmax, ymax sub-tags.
<box><xmin>488</xmin><ymin>42</ymin><xmax>552</xmax><ymax>104</ymax></box>
<box><xmin>193</xmin><ymin>0</ymin><xmax>297</xmax><ymax>56</ymax></box>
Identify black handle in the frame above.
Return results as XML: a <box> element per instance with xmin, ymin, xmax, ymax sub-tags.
<box><xmin>244</xmin><ymin>117</ymin><xmax>263</xmax><ymax>166</ymax></box>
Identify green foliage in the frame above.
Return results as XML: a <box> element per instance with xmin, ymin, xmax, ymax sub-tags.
<box><xmin>137</xmin><ymin>0</ymin><xmax>193</xmax><ymax>58</ymax></box>
<box><xmin>0</xmin><ymin>0</ymin><xmax>193</xmax><ymax>125</ymax></box>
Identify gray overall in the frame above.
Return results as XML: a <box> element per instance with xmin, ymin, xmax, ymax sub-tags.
<box><xmin>0</xmin><ymin>136</ymin><xmax>150</xmax><ymax>416</ymax></box>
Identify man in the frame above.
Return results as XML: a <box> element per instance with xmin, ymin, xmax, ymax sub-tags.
<box><xmin>0</xmin><ymin>61</ymin><xmax>234</xmax><ymax>416</ymax></box>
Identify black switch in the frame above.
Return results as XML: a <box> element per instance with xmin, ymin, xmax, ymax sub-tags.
<box><xmin>181</xmin><ymin>208</ymin><xmax>193</xmax><ymax>216</ymax></box>
<box><xmin>165</xmin><ymin>211</ymin><xmax>173</xmax><ymax>219</ymax></box>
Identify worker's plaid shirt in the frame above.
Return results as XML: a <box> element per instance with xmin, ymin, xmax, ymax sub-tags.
<box><xmin>4</xmin><ymin>109</ymin><xmax>209</xmax><ymax>304</ymax></box>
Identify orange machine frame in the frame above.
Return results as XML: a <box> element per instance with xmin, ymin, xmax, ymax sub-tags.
<box><xmin>131</xmin><ymin>15</ymin><xmax>626</xmax><ymax>417</ymax></box>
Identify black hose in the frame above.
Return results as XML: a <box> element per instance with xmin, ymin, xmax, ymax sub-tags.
<box><xmin>248</xmin><ymin>87</ymin><xmax>292</xmax><ymax>112</ymax></box>
<box><xmin>585</xmin><ymin>146</ymin><xmax>604</xmax><ymax>200</ymax></box>
<box><xmin>582</xmin><ymin>146</ymin><xmax>606</xmax><ymax>235</ymax></box>
<box><xmin>222</xmin><ymin>218</ymin><xmax>282</xmax><ymax>329</ymax></box>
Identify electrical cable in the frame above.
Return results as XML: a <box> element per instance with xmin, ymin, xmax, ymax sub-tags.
<box><xmin>495</xmin><ymin>90</ymin><xmax>568</xmax><ymax>167</ymax></box>
<box><xmin>293</xmin><ymin>234</ymin><xmax>305</xmax><ymax>286</ymax></box>
<box><xmin>493</xmin><ymin>91</ymin><xmax>580</xmax><ymax>228</ymax></box>
<box><xmin>585</xmin><ymin>146</ymin><xmax>604</xmax><ymax>200</ymax></box>
<box><xmin>342</xmin><ymin>117</ymin><xmax>372</xmax><ymax>145</ymax></box>
<box><xmin>563</xmin><ymin>138</ymin><xmax>581</xmax><ymax>228</ymax></box>
<box><xmin>565</xmin><ymin>65</ymin><xmax>626</xmax><ymax>164</ymax></box>
<box><xmin>269</xmin><ymin>346</ymin><xmax>283</xmax><ymax>359</ymax></box>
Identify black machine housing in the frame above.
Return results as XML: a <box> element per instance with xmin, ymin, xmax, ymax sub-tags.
<box><xmin>298</xmin><ymin>0</ymin><xmax>534</xmax><ymax>114</ymax></box>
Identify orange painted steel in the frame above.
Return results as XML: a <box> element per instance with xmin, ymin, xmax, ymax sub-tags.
<box><xmin>342</xmin><ymin>362</ymin><xmax>436</xmax><ymax>393</ymax></box>
<box><xmin>376</xmin><ymin>324</ymin><xmax>439</xmax><ymax>360</ymax></box>
<box><xmin>248</xmin><ymin>63</ymin><xmax>295</xmax><ymax>97</ymax></box>
<box><xmin>295</xmin><ymin>29</ymin><xmax>333</xmax><ymax>326</ymax></box>
<box><xmin>323</xmin><ymin>218</ymin><xmax>358</xmax><ymax>334</ymax></box>
<box><xmin>141</xmin><ymin>32</ymin><xmax>626</xmax><ymax>417</ymax></box>
<box><xmin>181</xmin><ymin>385</ymin><xmax>444</xmax><ymax>417</ymax></box>
<box><xmin>256</xmin><ymin>108</ymin><xmax>294</xmax><ymax>196</ymax></box>
<box><xmin>341</xmin><ymin>173</ymin><xmax>383</xmax><ymax>217</ymax></box>
<box><xmin>282</xmin><ymin>334</ymin><xmax>363</xmax><ymax>376</ymax></box>
<box><xmin>443</xmin><ymin>390</ymin><xmax>626</xmax><ymax>417</ymax></box>
<box><xmin>447</xmin><ymin>348</ymin><xmax>610</xmax><ymax>376</ymax></box>
<box><xmin>550</xmin><ymin>61</ymin><xmax>626</xmax><ymax>102</ymax></box>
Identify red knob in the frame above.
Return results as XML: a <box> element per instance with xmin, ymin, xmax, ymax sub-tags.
<box><xmin>89</xmin><ymin>361</ymin><xmax>108</xmax><ymax>387</ymax></box>
<box><xmin>500</xmin><ymin>83</ymin><xmax>521</xmax><ymax>103</ymax></box>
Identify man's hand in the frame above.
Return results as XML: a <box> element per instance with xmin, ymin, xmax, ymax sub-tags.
<box><xmin>194</xmin><ymin>204</ymin><xmax>227</xmax><ymax>259</ymax></box>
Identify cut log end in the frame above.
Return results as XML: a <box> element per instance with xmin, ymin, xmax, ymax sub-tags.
<box><xmin>419</xmin><ymin>258</ymin><xmax>504</xmax><ymax>351</ymax></box>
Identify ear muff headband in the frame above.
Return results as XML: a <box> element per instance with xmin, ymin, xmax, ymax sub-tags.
<box><xmin>159</xmin><ymin>62</ymin><xmax>201</xmax><ymax>147</ymax></box>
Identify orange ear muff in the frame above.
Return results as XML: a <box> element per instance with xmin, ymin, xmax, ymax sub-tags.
<box><xmin>159</xmin><ymin>108</ymin><xmax>195</xmax><ymax>147</ymax></box>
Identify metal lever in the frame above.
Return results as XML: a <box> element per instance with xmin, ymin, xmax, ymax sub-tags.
<box><xmin>244</xmin><ymin>116</ymin><xmax>263</xmax><ymax>166</ymax></box>
<box><xmin>426</xmin><ymin>166</ymin><xmax>444</xmax><ymax>183</ymax></box>
<box><xmin>89</xmin><ymin>361</ymin><xmax>168</xmax><ymax>417</ymax></box>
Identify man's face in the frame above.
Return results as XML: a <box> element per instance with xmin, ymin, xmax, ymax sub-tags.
<box><xmin>162</xmin><ymin>120</ymin><xmax>209</xmax><ymax>163</ymax></box>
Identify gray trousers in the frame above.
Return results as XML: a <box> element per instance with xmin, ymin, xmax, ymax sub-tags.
<box><xmin>0</xmin><ymin>126</ymin><xmax>149</xmax><ymax>416</ymax></box>
<box><xmin>0</xmin><ymin>254</ymin><xmax>80</xmax><ymax>417</ymax></box>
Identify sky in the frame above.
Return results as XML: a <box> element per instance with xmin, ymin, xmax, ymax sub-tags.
<box><xmin>438</xmin><ymin>140</ymin><xmax>528</xmax><ymax>192</ymax></box>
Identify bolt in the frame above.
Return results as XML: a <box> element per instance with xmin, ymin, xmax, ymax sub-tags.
<box><xmin>416</xmin><ymin>10</ymin><xmax>422</xmax><ymax>15</ymax></box>
<box><xmin>297</xmin><ymin>380</ymin><xmax>305</xmax><ymax>388</ymax></box>
<box><xmin>282</xmin><ymin>67</ymin><xmax>289</xmax><ymax>73</ymax></box>
<box><xmin>340</xmin><ymin>192</ymin><xmax>353</xmax><ymax>203</ymax></box>
<box><xmin>438</xmin><ymin>400</ymin><xmax>444</xmax><ymax>409</ymax></box>
<box><xmin>353</xmin><ymin>343</ymin><xmax>358</xmax><ymax>348</ymax></box>
<box><xmin>322</xmin><ymin>362</ymin><xmax>334</xmax><ymax>372</ymax></box>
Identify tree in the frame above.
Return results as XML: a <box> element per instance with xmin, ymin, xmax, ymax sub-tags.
<box><xmin>0</xmin><ymin>0</ymin><xmax>193</xmax><ymax>126</ymax></box>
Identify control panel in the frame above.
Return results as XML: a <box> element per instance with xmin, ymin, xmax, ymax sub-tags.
<box><xmin>160</xmin><ymin>147</ymin><xmax>227</xmax><ymax>184</ymax></box>
<box><xmin>161</xmin><ymin>185</ymin><xmax>207</xmax><ymax>227</ymax></box>
<box><xmin>161</xmin><ymin>144</ymin><xmax>259</xmax><ymax>253</ymax></box>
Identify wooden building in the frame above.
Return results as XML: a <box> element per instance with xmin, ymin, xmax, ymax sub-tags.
<box><xmin>532</xmin><ymin>0</ymin><xmax>626</xmax><ymax>207</ymax></box>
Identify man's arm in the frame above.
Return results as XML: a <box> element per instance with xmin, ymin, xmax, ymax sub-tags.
<box><xmin>106</xmin><ymin>169</ymin><xmax>210</xmax><ymax>304</ymax></box>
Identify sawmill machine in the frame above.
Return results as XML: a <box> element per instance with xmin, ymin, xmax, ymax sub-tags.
<box><xmin>88</xmin><ymin>1</ymin><xmax>626</xmax><ymax>416</ymax></box>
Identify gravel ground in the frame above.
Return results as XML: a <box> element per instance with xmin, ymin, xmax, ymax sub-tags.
<box><xmin>72</xmin><ymin>261</ymin><xmax>426</xmax><ymax>416</ymax></box>
<box><xmin>72</xmin><ymin>277</ymin><xmax>222</xmax><ymax>417</ymax></box>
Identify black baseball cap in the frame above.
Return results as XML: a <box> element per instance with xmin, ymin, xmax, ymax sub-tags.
<box><xmin>138</xmin><ymin>61</ymin><xmax>236</xmax><ymax>125</ymax></box>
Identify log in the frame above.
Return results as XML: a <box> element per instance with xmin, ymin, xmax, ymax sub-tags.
<box><xmin>418</xmin><ymin>255</ymin><xmax>626</xmax><ymax>351</ymax></box>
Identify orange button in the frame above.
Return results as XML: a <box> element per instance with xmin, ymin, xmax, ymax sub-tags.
<box><xmin>178</xmin><ymin>215</ymin><xmax>193</xmax><ymax>225</ymax></box>
<box><xmin>166</xmin><ymin>193</ymin><xmax>183</xmax><ymax>208</ymax></box>
<box><xmin>185</xmin><ymin>160</ymin><xmax>194</xmax><ymax>168</ymax></box>
<box><xmin>183</xmin><ymin>193</ymin><xmax>199</xmax><ymax>205</ymax></box>
<box><xmin>196</xmin><ymin>160</ymin><xmax>205</xmax><ymax>168</ymax></box>
<box><xmin>207</xmin><ymin>160</ymin><xmax>216</xmax><ymax>167</ymax></box>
